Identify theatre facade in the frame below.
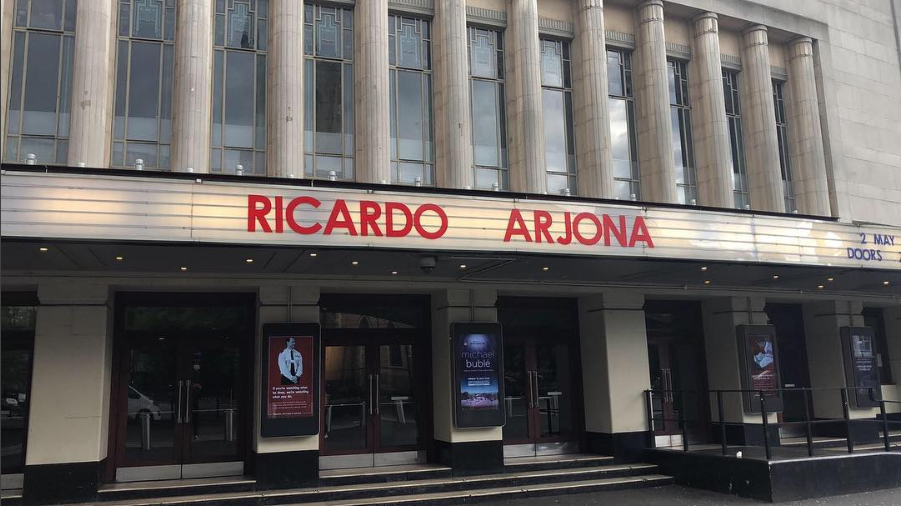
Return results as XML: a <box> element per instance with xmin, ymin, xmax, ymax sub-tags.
<box><xmin>1</xmin><ymin>0</ymin><xmax>900</xmax><ymax>504</ymax></box>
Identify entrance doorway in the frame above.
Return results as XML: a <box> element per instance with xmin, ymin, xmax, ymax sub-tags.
<box><xmin>765</xmin><ymin>303</ymin><xmax>811</xmax><ymax>437</ymax></box>
<box><xmin>645</xmin><ymin>300</ymin><xmax>709</xmax><ymax>448</ymax></box>
<box><xmin>110</xmin><ymin>293</ymin><xmax>255</xmax><ymax>482</ymax></box>
<box><xmin>319</xmin><ymin>295</ymin><xmax>430</xmax><ymax>470</ymax></box>
<box><xmin>499</xmin><ymin>298</ymin><xmax>583</xmax><ymax>458</ymax></box>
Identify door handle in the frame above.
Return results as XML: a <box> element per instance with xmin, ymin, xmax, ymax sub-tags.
<box><xmin>176</xmin><ymin>380</ymin><xmax>184</xmax><ymax>423</ymax></box>
<box><xmin>184</xmin><ymin>379</ymin><xmax>192</xmax><ymax>424</ymax></box>
<box><xmin>532</xmin><ymin>371</ymin><xmax>540</xmax><ymax>410</ymax></box>
<box><xmin>527</xmin><ymin>371</ymin><xmax>535</xmax><ymax>409</ymax></box>
<box><xmin>374</xmin><ymin>374</ymin><xmax>380</xmax><ymax>415</ymax></box>
<box><xmin>663</xmin><ymin>369</ymin><xmax>673</xmax><ymax>403</ymax></box>
<box><xmin>368</xmin><ymin>374</ymin><xmax>373</xmax><ymax>415</ymax></box>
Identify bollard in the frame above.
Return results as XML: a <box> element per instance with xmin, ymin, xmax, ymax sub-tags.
<box><xmin>141</xmin><ymin>412</ymin><xmax>152</xmax><ymax>450</ymax></box>
<box><xmin>225</xmin><ymin>408</ymin><xmax>235</xmax><ymax>442</ymax></box>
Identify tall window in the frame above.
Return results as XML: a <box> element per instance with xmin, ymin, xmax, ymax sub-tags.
<box><xmin>211</xmin><ymin>0</ymin><xmax>267</xmax><ymax>175</ymax></box>
<box><xmin>389</xmin><ymin>16</ymin><xmax>433</xmax><ymax>186</ymax></box>
<box><xmin>773</xmin><ymin>80</ymin><xmax>794</xmax><ymax>213</ymax></box>
<box><xmin>668</xmin><ymin>59</ymin><xmax>697</xmax><ymax>204</ymax></box>
<box><xmin>304</xmin><ymin>4</ymin><xmax>354</xmax><ymax>180</ymax></box>
<box><xmin>468</xmin><ymin>27</ymin><xmax>507</xmax><ymax>190</ymax></box>
<box><xmin>607</xmin><ymin>49</ymin><xmax>639</xmax><ymax>200</ymax></box>
<box><xmin>112</xmin><ymin>0</ymin><xmax>175</xmax><ymax>170</ymax></box>
<box><xmin>723</xmin><ymin>70</ymin><xmax>748</xmax><ymax>209</ymax></box>
<box><xmin>4</xmin><ymin>0</ymin><xmax>76</xmax><ymax>165</ymax></box>
<box><xmin>541</xmin><ymin>38</ymin><xmax>576</xmax><ymax>195</ymax></box>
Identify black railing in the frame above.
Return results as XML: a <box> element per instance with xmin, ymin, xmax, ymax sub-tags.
<box><xmin>644</xmin><ymin>387</ymin><xmax>901</xmax><ymax>461</ymax></box>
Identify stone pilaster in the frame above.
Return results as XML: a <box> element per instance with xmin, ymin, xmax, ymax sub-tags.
<box><xmin>785</xmin><ymin>37</ymin><xmax>831</xmax><ymax>216</ymax></box>
<box><xmin>171</xmin><ymin>0</ymin><xmax>214</xmax><ymax>173</ymax></box>
<box><xmin>355</xmin><ymin>0</ymin><xmax>391</xmax><ymax>184</ymax></box>
<box><xmin>739</xmin><ymin>25</ymin><xmax>784</xmax><ymax>212</ymax></box>
<box><xmin>67</xmin><ymin>0</ymin><xmax>116</xmax><ymax>167</ymax></box>
<box><xmin>433</xmin><ymin>0</ymin><xmax>473</xmax><ymax>189</ymax></box>
<box><xmin>266</xmin><ymin>0</ymin><xmax>304</xmax><ymax>178</ymax></box>
<box><xmin>688</xmin><ymin>13</ymin><xmax>733</xmax><ymax>208</ymax></box>
<box><xmin>633</xmin><ymin>0</ymin><xmax>677</xmax><ymax>203</ymax></box>
<box><xmin>572</xmin><ymin>0</ymin><xmax>614</xmax><ymax>199</ymax></box>
<box><xmin>506</xmin><ymin>0</ymin><xmax>547</xmax><ymax>194</ymax></box>
<box><xmin>0</xmin><ymin>0</ymin><xmax>14</xmax><ymax>158</ymax></box>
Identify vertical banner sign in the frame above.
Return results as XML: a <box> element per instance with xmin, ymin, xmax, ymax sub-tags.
<box><xmin>840</xmin><ymin>327</ymin><xmax>880</xmax><ymax>408</ymax></box>
<box><xmin>452</xmin><ymin>323</ymin><xmax>505</xmax><ymax>428</ymax></box>
<box><xmin>261</xmin><ymin>323</ymin><xmax>320</xmax><ymax>437</ymax></box>
<box><xmin>736</xmin><ymin>325</ymin><xmax>783</xmax><ymax>413</ymax></box>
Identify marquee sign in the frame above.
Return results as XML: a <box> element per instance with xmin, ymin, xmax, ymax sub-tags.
<box><xmin>1</xmin><ymin>170</ymin><xmax>900</xmax><ymax>270</ymax></box>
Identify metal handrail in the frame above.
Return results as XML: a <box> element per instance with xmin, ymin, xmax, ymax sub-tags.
<box><xmin>644</xmin><ymin>386</ymin><xmax>899</xmax><ymax>460</ymax></box>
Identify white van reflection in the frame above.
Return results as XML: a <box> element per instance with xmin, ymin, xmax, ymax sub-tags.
<box><xmin>127</xmin><ymin>386</ymin><xmax>162</xmax><ymax>421</ymax></box>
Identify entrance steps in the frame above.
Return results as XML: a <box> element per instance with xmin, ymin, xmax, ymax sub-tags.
<box><xmin>86</xmin><ymin>455</ymin><xmax>671</xmax><ymax>506</ymax></box>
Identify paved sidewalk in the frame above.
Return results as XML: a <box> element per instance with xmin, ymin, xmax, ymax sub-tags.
<box><xmin>480</xmin><ymin>485</ymin><xmax>901</xmax><ymax>505</ymax></box>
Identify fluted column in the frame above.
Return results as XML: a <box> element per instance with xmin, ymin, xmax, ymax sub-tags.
<box><xmin>739</xmin><ymin>25</ymin><xmax>783</xmax><ymax>212</ymax></box>
<box><xmin>171</xmin><ymin>0</ymin><xmax>214</xmax><ymax>173</ymax></box>
<box><xmin>67</xmin><ymin>0</ymin><xmax>116</xmax><ymax>167</ymax></box>
<box><xmin>434</xmin><ymin>0</ymin><xmax>473</xmax><ymax>189</ymax></box>
<box><xmin>0</xmin><ymin>0</ymin><xmax>14</xmax><ymax>158</ymax></box>
<box><xmin>572</xmin><ymin>0</ymin><xmax>613</xmax><ymax>198</ymax></box>
<box><xmin>633</xmin><ymin>0</ymin><xmax>677</xmax><ymax>203</ymax></box>
<box><xmin>355</xmin><ymin>0</ymin><xmax>391</xmax><ymax>184</ymax></box>
<box><xmin>687</xmin><ymin>13</ymin><xmax>733</xmax><ymax>208</ymax></box>
<box><xmin>507</xmin><ymin>0</ymin><xmax>547</xmax><ymax>194</ymax></box>
<box><xmin>785</xmin><ymin>37</ymin><xmax>831</xmax><ymax>216</ymax></box>
<box><xmin>266</xmin><ymin>0</ymin><xmax>304</xmax><ymax>178</ymax></box>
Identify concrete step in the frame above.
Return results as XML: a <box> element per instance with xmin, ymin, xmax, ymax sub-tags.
<box><xmin>319</xmin><ymin>464</ymin><xmax>452</xmax><ymax>487</ymax></box>
<box><xmin>502</xmin><ymin>453</ymin><xmax>615</xmax><ymax>472</ymax></box>
<box><xmin>98</xmin><ymin>476</ymin><xmax>256</xmax><ymax>502</ymax></box>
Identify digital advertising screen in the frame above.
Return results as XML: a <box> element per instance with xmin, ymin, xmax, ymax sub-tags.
<box><xmin>452</xmin><ymin>322</ymin><xmax>505</xmax><ymax>428</ymax></box>
<box><xmin>261</xmin><ymin>322</ymin><xmax>320</xmax><ymax>437</ymax></box>
<box><xmin>736</xmin><ymin>324</ymin><xmax>783</xmax><ymax>413</ymax></box>
<box><xmin>840</xmin><ymin>326</ymin><xmax>881</xmax><ymax>408</ymax></box>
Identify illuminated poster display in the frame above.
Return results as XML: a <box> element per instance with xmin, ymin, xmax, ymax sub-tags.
<box><xmin>840</xmin><ymin>327</ymin><xmax>880</xmax><ymax>408</ymax></box>
<box><xmin>261</xmin><ymin>323</ymin><xmax>320</xmax><ymax>437</ymax></box>
<box><xmin>736</xmin><ymin>325</ymin><xmax>783</xmax><ymax>413</ymax></box>
<box><xmin>452</xmin><ymin>323</ymin><xmax>505</xmax><ymax>428</ymax></box>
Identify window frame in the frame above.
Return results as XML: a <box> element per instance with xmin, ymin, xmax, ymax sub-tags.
<box><xmin>723</xmin><ymin>69</ymin><xmax>749</xmax><ymax>210</ymax></box>
<box><xmin>772</xmin><ymin>79</ymin><xmax>795</xmax><ymax>213</ymax></box>
<box><xmin>540</xmin><ymin>37</ymin><xmax>577</xmax><ymax>196</ymax></box>
<box><xmin>667</xmin><ymin>58</ymin><xmax>697</xmax><ymax>205</ymax></box>
<box><xmin>467</xmin><ymin>26</ymin><xmax>508</xmax><ymax>190</ymax></box>
<box><xmin>607</xmin><ymin>47</ymin><xmax>640</xmax><ymax>200</ymax></box>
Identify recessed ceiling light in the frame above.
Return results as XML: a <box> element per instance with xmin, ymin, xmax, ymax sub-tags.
<box><xmin>704</xmin><ymin>280</ymin><xmax>711</xmax><ymax>285</ymax></box>
<box><xmin>115</xmin><ymin>256</ymin><xmax>124</xmax><ymax>261</ymax></box>
<box><xmin>180</xmin><ymin>266</ymin><xmax>188</xmax><ymax>271</ymax></box>
<box><xmin>39</xmin><ymin>247</ymin><xmax>48</xmax><ymax>252</ymax></box>
<box><xmin>246</xmin><ymin>258</ymin><xmax>254</xmax><ymax>263</ymax></box>
<box><xmin>309</xmin><ymin>252</ymin><xmax>318</xmax><ymax>257</ymax></box>
<box><xmin>542</xmin><ymin>266</ymin><xmax>549</xmax><ymax>271</ymax></box>
<box><xmin>700</xmin><ymin>266</ymin><xmax>708</xmax><ymax>272</ymax></box>
<box><xmin>459</xmin><ymin>264</ymin><xmax>467</xmax><ymax>269</ymax></box>
<box><xmin>391</xmin><ymin>271</ymin><xmax>398</xmax><ymax>275</ymax></box>
<box><xmin>351</xmin><ymin>261</ymin><xmax>359</xmax><ymax>266</ymax></box>
<box><xmin>158</xmin><ymin>337</ymin><xmax>165</xmax><ymax>341</ymax></box>
<box><xmin>772</xmin><ymin>275</ymin><xmax>779</xmax><ymax>280</ymax></box>
<box><xmin>884</xmin><ymin>281</ymin><xmax>891</xmax><ymax>286</ymax></box>
<box><xmin>827</xmin><ymin>277</ymin><xmax>834</xmax><ymax>282</ymax></box>
<box><xmin>817</xmin><ymin>285</ymin><xmax>824</xmax><ymax>289</ymax></box>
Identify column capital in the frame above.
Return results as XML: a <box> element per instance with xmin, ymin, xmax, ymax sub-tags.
<box><xmin>638</xmin><ymin>0</ymin><xmax>664</xmax><ymax>22</ymax></box>
<box><xmin>788</xmin><ymin>36</ymin><xmax>814</xmax><ymax>60</ymax></box>
<box><xmin>741</xmin><ymin>24</ymin><xmax>768</xmax><ymax>47</ymax></box>
<box><xmin>692</xmin><ymin>12</ymin><xmax>718</xmax><ymax>36</ymax></box>
<box><xmin>577</xmin><ymin>0</ymin><xmax>604</xmax><ymax>10</ymax></box>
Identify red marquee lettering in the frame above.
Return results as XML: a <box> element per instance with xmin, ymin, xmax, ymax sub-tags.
<box><xmin>603</xmin><ymin>215</ymin><xmax>627</xmax><ymax>246</ymax></box>
<box><xmin>285</xmin><ymin>196</ymin><xmax>322</xmax><ymax>234</ymax></box>
<box><xmin>413</xmin><ymin>204</ymin><xmax>449</xmax><ymax>240</ymax></box>
<box><xmin>504</xmin><ymin>209</ymin><xmax>533</xmax><ymax>242</ymax></box>
<box><xmin>629</xmin><ymin>216</ymin><xmax>654</xmax><ymax>248</ymax></box>
<box><xmin>324</xmin><ymin>199</ymin><xmax>358</xmax><ymax>236</ymax></box>
<box><xmin>533</xmin><ymin>210</ymin><xmax>553</xmax><ymax>244</ymax></box>
<box><xmin>274</xmin><ymin>196</ymin><xmax>284</xmax><ymax>233</ymax></box>
<box><xmin>359</xmin><ymin>201</ymin><xmax>384</xmax><ymax>237</ymax></box>
<box><xmin>386</xmin><ymin>202</ymin><xmax>413</xmax><ymax>237</ymax></box>
<box><xmin>573</xmin><ymin>213</ymin><xmax>602</xmax><ymax>246</ymax></box>
<box><xmin>247</xmin><ymin>195</ymin><xmax>272</xmax><ymax>233</ymax></box>
<box><xmin>556</xmin><ymin>212</ymin><xmax>573</xmax><ymax>245</ymax></box>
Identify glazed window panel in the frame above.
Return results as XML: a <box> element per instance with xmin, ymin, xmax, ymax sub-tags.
<box><xmin>723</xmin><ymin>69</ymin><xmax>749</xmax><ymax>209</ymax></box>
<box><xmin>468</xmin><ymin>27</ymin><xmax>507</xmax><ymax>190</ymax></box>
<box><xmin>390</xmin><ymin>15</ymin><xmax>433</xmax><ymax>186</ymax></box>
<box><xmin>668</xmin><ymin>60</ymin><xmax>697</xmax><ymax>205</ymax></box>
<box><xmin>5</xmin><ymin>0</ymin><xmax>76</xmax><ymax>165</ymax></box>
<box><xmin>303</xmin><ymin>3</ymin><xmax>354</xmax><ymax>180</ymax></box>
<box><xmin>773</xmin><ymin>80</ymin><xmax>795</xmax><ymax>213</ymax></box>
<box><xmin>541</xmin><ymin>38</ymin><xmax>576</xmax><ymax>195</ymax></box>
<box><xmin>608</xmin><ymin>48</ymin><xmax>639</xmax><ymax>200</ymax></box>
<box><xmin>211</xmin><ymin>0</ymin><xmax>267</xmax><ymax>175</ymax></box>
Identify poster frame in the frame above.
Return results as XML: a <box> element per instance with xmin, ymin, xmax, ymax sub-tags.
<box><xmin>451</xmin><ymin>322</ymin><xmax>506</xmax><ymax>428</ymax></box>
<box><xmin>736</xmin><ymin>324</ymin><xmax>784</xmax><ymax>414</ymax></box>
<box><xmin>260</xmin><ymin>322</ymin><xmax>321</xmax><ymax>437</ymax></box>
<box><xmin>840</xmin><ymin>326</ymin><xmax>881</xmax><ymax>408</ymax></box>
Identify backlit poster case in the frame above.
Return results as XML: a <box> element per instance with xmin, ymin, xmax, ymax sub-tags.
<box><xmin>840</xmin><ymin>327</ymin><xmax>880</xmax><ymax>407</ymax></box>
<box><xmin>736</xmin><ymin>325</ymin><xmax>783</xmax><ymax>413</ymax></box>
<box><xmin>261</xmin><ymin>323</ymin><xmax>320</xmax><ymax>437</ymax></box>
<box><xmin>452</xmin><ymin>323</ymin><xmax>505</xmax><ymax>428</ymax></box>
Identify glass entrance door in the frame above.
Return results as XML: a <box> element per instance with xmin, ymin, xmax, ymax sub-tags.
<box><xmin>112</xmin><ymin>295</ymin><xmax>253</xmax><ymax>482</ymax></box>
<box><xmin>321</xmin><ymin>338</ymin><xmax>422</xmax><ymax>467</ymax></box>
<box><xmin>503</xmin><ymin>337</ymin><xmax>577</xmax><ymax>457</ymax></box>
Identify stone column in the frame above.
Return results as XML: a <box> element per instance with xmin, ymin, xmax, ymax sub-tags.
<box><xmin>785</xmin><ymin>37</ymin><xmax>831</xmax><ymax>216</ymax></box>
<box><xmin>577</xmin><ymin>292</ymin><xmax>650</xmax><ymax>461</ymax></box>
<box><xmin>506</xmin><ymin>0</ymin><xmax>547</xmax><ymax>194</ymax></box>
<box><xmin>67</xmin><ymin>0</ymin><xmax>116</xmax><ymax>167</ymax></box>
<box><xmin>1</xmin><ymin>0</ymin><xmax>14</xmax><ymax>157</ymax></box>
<box><xmin>254</xmin><ymin>286</ymin><xmax>320</xmax><ymax>489</ymax></box>
<box><xmin>355</xmin><ymin>0</ymin><xmax>391</xmax><ymax>184</ymax></box>
<box><xmin>433</xmin><ymin>0</ymin><xmax>473</xmax><ymax>189</ymax></box>
<box><xmin>633</xmin><ymin>0</ymin><xmax>677</xmax><ymax>203</ymax></box>
<box><xmin>266</xmin><ymin>0</ymin><xmax>304</xmax><ymax>178</ymax></box>
<box><xmin>171</xmin><ymin>0</ymin><xmax>214</xmax><ymax>173</ymax></box>
<box><xmin>24</xmin><ymin>282</ymin><xmax>112</xmax><ymax>504</ymax></box>
<box><xmin>431</xmin><ymin>289</ymin><xmax>503</xmax><ymax>475</ymax></box>
<box><xmin>687</xmin><ymin>13</ymin><xmax>733</xmax><ymax>208</ymax></box>
<box><xmin>738</xmin><ymin>25</ymin><xmax>784</xmax><ymax>212</ymax></box>
<box><xmin>572</xmin><ymin>0</ymin><xmax>614</xmax><ymax>199</ymax></box>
